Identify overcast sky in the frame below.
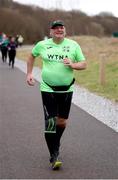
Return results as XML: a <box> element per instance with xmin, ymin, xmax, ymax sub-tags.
<box><xmin>13</xmin><ymin>0</ymin><xmax>118</xmax><ymax>17</ymax></box>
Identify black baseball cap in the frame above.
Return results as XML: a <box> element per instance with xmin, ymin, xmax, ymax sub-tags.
<box><xmin>50</xmin><ymin>20</ymin><xmax>64</xmax><ymax>29</ymax></box>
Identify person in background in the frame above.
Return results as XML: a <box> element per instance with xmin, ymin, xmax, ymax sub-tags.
<box><xmin>15</xmin><ymin>35</ymin><xmax>19</xmax><ymax>47</ymax></box>
<box><xmin>0</xmin><ymin>33</ymin><xmax>9</xmax><ymax>63</ymax></box>
<box><xmin>26</xmin><ymin>20</ymin><xmax>87</xmax><ymax>170</ymax></box>
<box><xmin>0</xmin><ymin>33</ymin><xmax>3</xmax><ymax>56</ymax></box>
<box><xmin>0</xmin><ymin>32</ymin><xmax>3</xmax><ymax>46</ymax></box>
<box><xmin>17</xmin><ymin>35</ymin><xmax>24</xmax><ymax>47</ymax></box>
<box><xmin>8</xmin><ymin>36</ymin><xmax>17</xmax><ymax>68</ymax></box>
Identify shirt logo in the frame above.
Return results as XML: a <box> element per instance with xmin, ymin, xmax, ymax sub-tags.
<box><xmin>47</xmin><ymin>54</ymin><xmax>68</xmax><ymax>62</ymax></box>
<box><xmin>63</xmin><ymin>46</ymin><xmax>70</xmax><ymax>52</ymax></box>
<box><xmin>47</xmin><ymin>46</ymin><xmax>52</xmax><ymax>49</ymax></box>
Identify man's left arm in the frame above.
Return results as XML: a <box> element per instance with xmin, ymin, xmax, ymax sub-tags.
<box><xmin>63</xmin><ymin>58</ymin><xmax>87</xmax><ymax>70</ymax></box>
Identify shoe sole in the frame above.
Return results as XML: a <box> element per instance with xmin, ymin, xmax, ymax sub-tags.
<box><xmin>51</xmin><ymin>161</ymin><xmax>62</xmax><ymax>170</ymax></box>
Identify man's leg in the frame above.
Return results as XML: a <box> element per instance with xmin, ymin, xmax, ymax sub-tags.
<box><xmin>44</xmin><ymin>116</ymin><xmax>57</xmax><ymax>158</ymax></box>
<box><xmin>54</xmin><ymin>92</ymin><xmax>73</xmax><ymax>159</ymax></box>
<box><xmin>41</xmin><ymin>92</ymin><xmax>73</xmax><ymax>169</ymax></box>
<box><xmin>41</xmin><ymin>92</ymin><xmax>58</xmax><ymax>160</ymax></box>
<box><xmin>54</xmin><ymin>118</ymin><xmax>66</xmax><ymax>155</ymax></box>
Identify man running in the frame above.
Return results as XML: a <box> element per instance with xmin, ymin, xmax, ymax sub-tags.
<box><xmin>26</xmin><ymin>20</ymin><xmax>87</xmax><ymax>170</ymax></box>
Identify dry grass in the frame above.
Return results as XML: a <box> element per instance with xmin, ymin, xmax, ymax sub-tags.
<box><xmin>72</xmin><ymin>36</ymin><xmax>118</xmax><ymax>102</ymax></box>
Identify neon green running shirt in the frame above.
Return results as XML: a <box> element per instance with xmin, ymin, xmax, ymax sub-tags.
<box><xmin>32</xmin><ymin>38</ymin><xmax>85</xmax><ymax>92</ymax></box>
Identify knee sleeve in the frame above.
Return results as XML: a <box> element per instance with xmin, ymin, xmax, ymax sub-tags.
<box><xmin>45</xmin><ymin>117</ymin><xmax>56</xmax><ymax>133</ymax></box>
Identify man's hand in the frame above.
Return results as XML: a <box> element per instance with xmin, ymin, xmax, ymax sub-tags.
<box><xmin>26</xmin><ymin>73</ymin><xmax>35</xmax><ymax>86</ymax></box>
<box><xmin>63</xmin><ymin>58</ymin><xmax>86</xmax><ymax>70</ymax></box>
<box><xmin>63</xmin><ymin>58</ymin><xmax>72</xmax><ymax>66</ymax></box>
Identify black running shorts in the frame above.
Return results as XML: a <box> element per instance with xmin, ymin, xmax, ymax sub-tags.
<box><xmin>41</xmin><ymin>91</ymin><xmax>73</xmax><ymax>120</ymax></box>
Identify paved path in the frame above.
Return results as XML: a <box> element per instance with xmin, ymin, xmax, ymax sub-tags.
<box><xmin>0</xmin><ymin>60</ymin><xmax>118</xmax><ymax>179</ymax></box>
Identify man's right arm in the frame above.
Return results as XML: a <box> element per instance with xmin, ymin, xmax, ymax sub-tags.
<box><xmin>26</xmin><ymin>54</ymin><xmax>35</xmax><ymax>86</ymax></box>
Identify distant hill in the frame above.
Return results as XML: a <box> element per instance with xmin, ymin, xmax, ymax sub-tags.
<box><xmin>0</xmin><ymin>0</ymin><xmax>118</xmax><ymax>43</ymax></box>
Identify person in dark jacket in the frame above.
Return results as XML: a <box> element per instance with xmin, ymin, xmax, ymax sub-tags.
<box><xmin>8</xmin><ymin>37</ymin><xmax>17</xmax><ymax>68</ymax></box>
<box><xmin>0</xmin><ymin>34</ymin><xmax>9</xmax><ymax>63</ymax></box>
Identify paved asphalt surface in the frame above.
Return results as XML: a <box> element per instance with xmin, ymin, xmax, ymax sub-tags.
<box><xmin>0</xmin><ymin>60</ymin><xmax>118</xmax><ymax>179</ymax></box>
